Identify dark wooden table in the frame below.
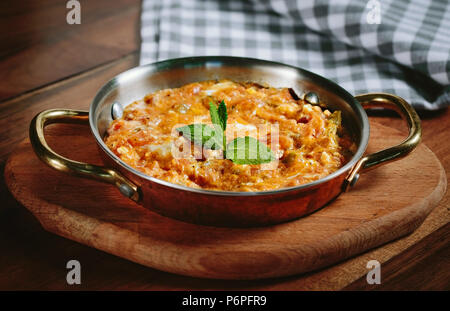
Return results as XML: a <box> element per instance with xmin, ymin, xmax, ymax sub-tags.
<box><xmin>0</xmin><ymin>0</ymin><xmax>448</xmax><ymax>290</ymax></box>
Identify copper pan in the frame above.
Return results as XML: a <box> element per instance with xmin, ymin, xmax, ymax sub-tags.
<box><xmin>29</xmin><ymin>56</ymin><xmax>421</xmax><ymax>227</ymax></box>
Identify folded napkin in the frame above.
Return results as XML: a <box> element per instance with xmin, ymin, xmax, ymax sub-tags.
<box><xmin>140</xmin><ymin>0</ymin><xmax>450</xmax><ymax>110</ymax></box>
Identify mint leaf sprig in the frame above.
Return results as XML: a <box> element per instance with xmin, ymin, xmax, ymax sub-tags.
<box><xmin>209</xmin><ymin>100</ymin><xmax>228</xmax><ymax>157</ymax></box>
<box><xmin>176</xmin><ymin>100</ymin><xmax>275</xmax><ymax>165</ymax></box>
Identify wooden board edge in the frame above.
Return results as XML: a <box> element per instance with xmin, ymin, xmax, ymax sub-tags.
<box><xmin>3</xmin><ymin>137</ymin><xmax>448</xmax><ymax>280</ymax></box>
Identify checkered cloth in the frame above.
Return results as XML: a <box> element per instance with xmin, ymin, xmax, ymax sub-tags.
<box><xmin>140</xmin><ymin>0</ymin><xmax>450</xmax><ymax>110</ymax></box>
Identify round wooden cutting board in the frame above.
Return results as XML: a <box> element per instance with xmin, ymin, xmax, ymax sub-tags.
<box><xmin>4</xmin><ymin>121</ymin><xmax>446</xmax><ymax>280</ymax></box>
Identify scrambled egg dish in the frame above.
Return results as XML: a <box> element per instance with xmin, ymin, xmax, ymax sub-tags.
<box><xmin>104</xmin><ymin>80</ymin><xmax>355</xmax><ymax>191</ymax></box>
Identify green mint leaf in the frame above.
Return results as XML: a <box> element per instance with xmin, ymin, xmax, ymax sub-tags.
<box><xmin>209</xmin><ymin>100</ymin><xmax>228</xmax><ymax>131</ymax></box>
<box><xmin>176</xmin><ymin>124</ymin><xmax>222</xmax><ymax>150</ymax></box>
<box><xmin>218</xmin><ymin>100</ymin><xmax>228</xmax><ymax>131</ymax></box>
<box><xmin>209</xmin><ymin>101</ymin><xmax>228</xmax><ymax>157</ymax></box>
<box><xmin>209</xmin><ymin>102</ymin><xmax>221</xmax><ymax>130</ymax></box>
<box><xmin>225</xmin><ymin>136</ymin><xmax>275</xmax><ymax>164</ymax></box>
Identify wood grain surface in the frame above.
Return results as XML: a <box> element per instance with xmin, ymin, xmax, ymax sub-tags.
<box><xmin>0</xmin><ymin>0</ymin><xmax>140</xmax><ymax>101</ymax></box>
<box><xmin>0</xmin><ymin>1</ymin><xmax>449</xmax><ymax>290</ymax></box>
<box><xmin>4</xmin><ymin>121</ymin><xmax>447</xmax><ymax>280</ymax></box>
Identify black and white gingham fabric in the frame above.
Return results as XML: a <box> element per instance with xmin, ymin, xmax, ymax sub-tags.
<box><xmin>140</xmin><ymin>0</ymin><xmax>450</xmax><ymax>110</ymax></box>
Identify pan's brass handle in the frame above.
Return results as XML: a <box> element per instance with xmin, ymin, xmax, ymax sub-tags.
<box><xmin>29</xmin><ymin>109</ymin><xmax>140</xmax><ymax>202</ymax></box>
<box><xmin>344</xmin><ymin>93</ymin><xmax>422</xmax><ymax>191</ymax></box>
